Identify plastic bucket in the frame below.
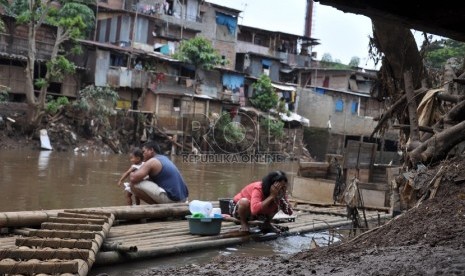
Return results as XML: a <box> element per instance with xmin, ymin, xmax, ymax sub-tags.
<box><xmin>185</xmin><ymin>215</ymin><xmax>222</xmax><ymax>235</ymax></box>
<box><xmin>218</xmin><ymin>198</ymin><xmax>232</xmax><ymax>214</ymax></box>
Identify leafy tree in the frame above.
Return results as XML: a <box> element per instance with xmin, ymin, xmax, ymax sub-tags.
<box><xmin>73</xmin><ymin>85</ymin><xmax>118</xmax><ymax>136</ymax></box>
<box><xmin>46</xmin><ymin>96</ymin><xmax>69</xmax><ymax>115</ymax></box>
<box><xmin>321</xmin><ymin>53</ymin><xmax>333</xmax><ymax>62</ymax></box>
<box><xmin>349</xmin><ymin>56</ymin><xmax>360</xmax><ymax>67</ymax></box>
<box><xmin>74</xmin><ymin>85</ymin><xmax>119</xmax><ymax>117</ymax></box>
<box><xmin>260</xmin><ymin>117</ymin><xmax>284</xmax><ymax>139</ymax></box>
<box><xmin>213</xmin><ymin>111</ymin><xmax>246</xmax><ymax>152</ymax></box>
<box><xmin>320</xmin><ymin>53</ymin><xmax>352</xmax><ymax>69</ymax></box>
<box><xmin>173</xmin><ymin>36</ymin><xmax>227</xmax><ymax>92</ymax></box>
<box><xmin>424</xmin><ymin>38</ymin><xmax>465</xmax><ymax>69</ymax></box>
<box><xmin>7</xmin><ymin>0</ymin><xmax>94</xmax><ymax>130</ymax></box>
<box><xmin>249</xmin><ymin>75</ymin><xmax>278</xmax><ymax>112</ymax></box>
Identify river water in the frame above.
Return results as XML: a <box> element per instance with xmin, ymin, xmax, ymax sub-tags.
<box><xmin>0</xmin><ymin>149</ymin><xmax>339</xmax><ymax>275</ymax></box>
<box><xmin>0</xmin><ymin>149</ymin><xmax>299</xmax><ymax>212</ymax></box>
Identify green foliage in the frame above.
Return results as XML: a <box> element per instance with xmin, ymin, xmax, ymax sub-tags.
<box><xmin>276</xmin><ymin>98</ymin><xmax>288</xmax><ymax>115</ymax></box>
<box><xmin>348</xmin><ymin>56</ymin><xmax>360</xmax><ymax>67</ymax></box>
<box><xmin>321</xmin><ymin>53</ymin><xmax>333</xmax><ymax>62</ymax></box>
<box><xmin>0</xmin><ymin>86</ymin><xmax>10</xmax><ymax>102</ymax></box>
<box><xmin>424</xmin><ymin>38</ymin><xmax>465</xmax><ymax>69</ymax></box>
<box><xmin>46</xmin><ymin>96</ymin><xmax>69</xmax><ymax>115</ymax></box>
<box><xmin>320</xmin><ymin>53</ymin><xmax>351</xmax><ymax>69</ymax></box>
<box><xmin>47</xmin><ymin>56</ymin><xmax>76</xmax><ymax>82</ymax></box>
<box><xmin>2</xmin><ymin>0</ymin><xmax>27</xmax><ymax>17</ymax></box>
<box><xmin>260</xmin><ymin>117</ymin><xmax>284</xmax><ymax>139</ymax></box>
<box><xmin>249</xmin><ymin>75</ymin><xmax>278</xmax><ymax>112</ymax></box>
<box><xmin>74</xmin><ymin>85</ymin><xmax>119</xmax><ymax>117</ymax></box>
<box><xmin>34</xmin><ymin>78</ymin><xmax>47</xmax><ymax>89</ymax></box>
<box><xmin>173</xmin><ymin>36</ymin><xmax>227</xmax><ymax>70</ymax></box>
<box><xmin>213</xmin><ymin>112</ymin><xmax>245</xmax><ymax>146</ymax></box>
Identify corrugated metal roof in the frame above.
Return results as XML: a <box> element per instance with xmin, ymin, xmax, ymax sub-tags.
<box><xmin>271</xmin><ymin>83</ymin><xmax>296</xmax><ymax>91</ymax></box>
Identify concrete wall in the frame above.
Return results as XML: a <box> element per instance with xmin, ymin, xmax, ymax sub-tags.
<box><xmin>297</xmin><ymin>88</ymin><xmax>377</xmax><ymax>136</ymax></box>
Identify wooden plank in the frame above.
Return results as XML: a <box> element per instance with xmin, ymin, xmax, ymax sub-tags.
<box><xmin>360</xmin><ymin>189</ymin><xmax>388</xmax><ymax>208</ymax></box>
<box><xmin>346</xmin><ymin>168</ymin><xmax>370</xmax><ymax>182</ymax></box>
<box><xmin>298</xmin><ymin>162</ymin><xmax>329</xmax><ymax>178</ymax></box>
<box><xmin>291</xmin><ymin>176</ymin><xmax>335</xmax><ymax>204</ymax></box>
<box><xmin>357</xmin><ymin>182</ymin><xmax>390</xmax><ymax>191</ymax></box>
<box><xmin>343</xmin><ymin>141</ymin><xmax>376</xmax><ymax>169</ymax></box>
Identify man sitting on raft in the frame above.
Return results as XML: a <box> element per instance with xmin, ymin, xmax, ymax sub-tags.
<box><xmin>129</xmin><ymin>141</ymin><xmax>189</xmax><ymax>204</ymax></box>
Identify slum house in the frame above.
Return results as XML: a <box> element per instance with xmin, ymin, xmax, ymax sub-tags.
<box><xmin>90</xmin><ymin>0</ymin><xmax>240</xmax><ymax>71</ymax></box>
<box><xmin>296</xmin><ymin>68</ymin><xmax>399</xmax><ymax>163</ymax></box>
<box><xmin>231</xmin><ymin>25</ymin><xmax>317</xmax><ymax>157</ymax></box>
<box><xmin>234</xmin><ymin>24</ymin><xmax>319</xmax><ymax>113</ymax></box>
<box><xmin>0</xmin><ymin>16</ymin><xmax>83</xmax><ymax>101</ymax></box>
<box><xmin>79</xmin><ymin>0</ymin><xmax>243</xmax><ymax>145</ymax></box>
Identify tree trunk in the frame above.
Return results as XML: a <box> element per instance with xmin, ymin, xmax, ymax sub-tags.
<box><xmin>372</xmin><ymin>18</ymin><xmax>426</xmax><ymax>89</ymax></box>
<box><xmin>404</xmin><ymin>70</ymin><xmax>421</xmax><ymax>154</ymax></box>
<box><xmin>410</xmin><ymin>120</ymin><xmax>465</xmax><ymax>164</ymax></box>
<box><xmin>370</xmin><ymin>17</ymin><xmax>428</xmax><ymax>141</ymax></box>
<box><xmin>25</xmin><ymin>11</ymin><xmax>39</xmax><ymax>130</ymax></box>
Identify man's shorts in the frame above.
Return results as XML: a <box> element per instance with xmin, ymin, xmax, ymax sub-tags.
<box><xmin>135</xmin><ymin>180</ymin><xmax>177</xmax><ymax>204</ymax></box>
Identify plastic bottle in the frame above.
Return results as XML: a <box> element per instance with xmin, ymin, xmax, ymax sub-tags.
<box><xmin>210</xmin><ymin>207</ymin><xmax>222</xmax><ymax>218</ymax></box>
<box><xmin>189</xmin><ymin>200</ymin><xmax>213</xmax><ymax>217</ymax></box>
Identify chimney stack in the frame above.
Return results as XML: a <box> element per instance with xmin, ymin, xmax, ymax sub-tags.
<box><xmin>304</xmin><ymin>0</ymin><xmax>314</xmax><ymax>37</ymax></box>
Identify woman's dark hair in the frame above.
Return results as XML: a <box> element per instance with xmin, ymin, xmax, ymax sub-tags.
<box><xmin>262</xmin><ymin>170</ymin><xmax>288</xmax><ymax>198</ymax></box>
<box><xmin>131</xmin><ymin>148</ymin><xmax>143</xmax><ymax>160</ymax></box>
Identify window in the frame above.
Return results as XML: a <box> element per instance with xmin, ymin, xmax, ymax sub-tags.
<box><xmin>262</xmin><ymin>59</ymin><xmax>271</xmax><ymax>76</ymax></box>
<box><xmin>335</xmin><ymin>99</ymin><xmax>344</xmax><ymax>112</ymax></box>
<box><xmin>173</xmin><ymin>98</ymin><xmax>181</xmax><ymax>112</ymax></box>
<box><xmin>351</xmin><ymin>101</ymin><xmax>359</xmax><ymax>115</ymax></box>
<box><xmin>110</xmin><ymin>54</ymin><xmax>126</xmax><ymax>67</ymax></box>
<box><xmin>263</xmin><ymin>64</ymin><xmax>270</xmax><ymax>76</ymax></box>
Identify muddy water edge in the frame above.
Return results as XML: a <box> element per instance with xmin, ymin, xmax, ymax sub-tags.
<box><xmin>0</xmin><ymin>149</ymin><xmax>336</xmax><ymax>275</ymax></box>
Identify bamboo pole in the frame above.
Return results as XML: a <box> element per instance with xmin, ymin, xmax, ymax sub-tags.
<box><xmin>48</xmin><ymin>217</ymin><xmax>107</xmax><ymax>225</ymax></box>
<box><xmin>101</xmin><ymin>242</ymin><xmax>138</xmax><ymax>253</ymax></box>
<box><xmin>58</xmin><ymin>212</ymin><xmax>110</xmax><ymax>221</ymax></box>
<box><xmin>27</xmin><ymin>229</ymin><xmax>97</xmax><ymax>239</ymax></box>
<box><xmin>76</xmin><ymin>213</ymin><xmax>115</xmax><ymax>276</ymax></box>
<box><xmin>0</xmin><ymin>259</ymin><xmax>80</xmax><ymax>274</ymax></box>
<box><xmin>15</xmin><ymin>237</ymin><xmax>93</xmax><ymax>249</ymax></box>
<box><xmin>41</xmin><ymin>222</ymin><xmax>104</xmax><ymax>232</ymax></box>
<box><xmin>96</xmin><ymin>234</ymin><xmax>254</xmax><ymax>265</ymax></box>
<box><xmin>0</xmin><ymin>204</ymin><xmax>189</xmax><ymax>228</ymax></box>
<box><xmin>0</xmin><ymin>248</ymin><xmax>90</xmax><ymax>260</ymax></box>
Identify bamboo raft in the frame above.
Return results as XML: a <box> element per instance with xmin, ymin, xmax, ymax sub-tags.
<box><xmin>0</xmin><ymin>202</ymin><xmax>392</xmax><ymax>274</ymax></box>
<box><xmin>0</xmin><ymin>210</ymin><xmax>114</xmax><ymax>276</ymax></box>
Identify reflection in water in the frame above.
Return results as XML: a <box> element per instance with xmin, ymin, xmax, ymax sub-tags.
<box><xmin>0</xmin><ymin>150</ymin><xmax>298</xmax><ymax>212</ymax></box>
<box><xmin>37</xmin><ymin>150</ymin><xmax>52</xmax><ymax>175</ymax></box>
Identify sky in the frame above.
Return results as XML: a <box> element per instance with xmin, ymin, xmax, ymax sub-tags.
<box><xmin>207</xmin><ymin>0</ymin><xmax>378</xmax><ymax>69</ymax></box>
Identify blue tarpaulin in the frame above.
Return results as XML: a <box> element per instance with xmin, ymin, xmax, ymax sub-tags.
<box><xmin>222</xmin><ymin>74</ymin><xmax>244</xmax><ymax>90</ymax></box>
<box><xmin>261</xmin><ymin>59</ymin><xmax>272</xmax><ymax>67</ymax></box>
<box><xmin>216</xmin><ymin>12</ymin><xmax>237</xmax><ymax>35</ymax></box>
